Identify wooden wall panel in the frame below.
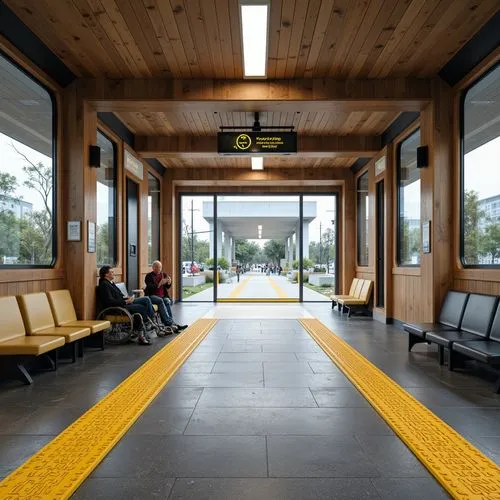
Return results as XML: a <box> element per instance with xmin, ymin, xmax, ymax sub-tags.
<box><xmin>453</xmin><ymin>280</ymin><xmax>500</xmax><ymax>295</ymax></box>
<box><xmin>392</xmin><ymin>274</ymin><xmax>425</xmax><ymax>323</ymax></box>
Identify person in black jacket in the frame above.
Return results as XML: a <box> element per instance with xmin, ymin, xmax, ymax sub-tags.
<box><xmin>144</xmin><ymin>261</ymin><xmax>188</xmax><ymax>331</ymax></box>
<box><xmin>97</xmin><ymin>266</ymin><xmax>154</xmax><ymax>345</ymax></box>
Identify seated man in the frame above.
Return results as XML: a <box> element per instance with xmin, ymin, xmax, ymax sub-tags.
<box><xmin>145</xmin><ymin>260</ymin><xmax>188</xmax><ymax>332</ymax></box>
<box><xmin>97</xmin><ymin>265</ymin><xmax>155</xmax><ymax>345</ymax></box>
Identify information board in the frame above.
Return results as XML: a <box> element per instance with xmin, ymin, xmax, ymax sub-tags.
<box><xmin>217</xmin><ymin>132</ymin><xmax>297</xmax><ymax>154</ymax></box>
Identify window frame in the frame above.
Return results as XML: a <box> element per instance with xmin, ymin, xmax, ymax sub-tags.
<box><xmin>396</xmin><ymin>128</ymin><xmax>421</xmax><ymax>267</ymax></box>
<box><xmin>0</xmin><ymin>49</ymin><xmax>57</xmax><ymax>269</ymax></box>
<box><xmin>96</xmin><ymin>129</ymin><xmax>118</xmax><ymax>267</ymax></box>
<box><xmin>356</xmin><ymin>170</ymin><xmax>369</xmax><ymax>267</ymax></box>
<box><xmin>460</xmin><ymin>62</ymin><xmax>500</xmax><ymax>269</ymax></box>
<box><xmin>147</xmin><ymin>170</ymin><xmax>161</xmax><ymax>265</ymax></box>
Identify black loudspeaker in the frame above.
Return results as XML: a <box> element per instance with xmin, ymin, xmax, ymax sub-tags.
<box><xmin>416</xmin><ymin>145</ymin><xmax>429</xmax><ymax>168</ymax></box>
<box><xmin>89</xmin><ymin>145</ymin><xmax>101</xmax><ymax>168</ymax></box>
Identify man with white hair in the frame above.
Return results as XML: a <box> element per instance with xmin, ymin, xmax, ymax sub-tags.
<box><xmin>145</xmin><ymin>260</ymin><xmax>188</xmax><ymax>332</ymax></box>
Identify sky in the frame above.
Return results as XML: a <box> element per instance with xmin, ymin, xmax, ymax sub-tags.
<box><xmin>0</xmin><ymin>132</ymin><xmax>52</xmax><ymax>211</ymax></box>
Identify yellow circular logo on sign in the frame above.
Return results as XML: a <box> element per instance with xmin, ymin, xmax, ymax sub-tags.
<box><xmin>235</xmin><ymin>134</ymin><xmax>252</xmax><ymax>150</ymax></box>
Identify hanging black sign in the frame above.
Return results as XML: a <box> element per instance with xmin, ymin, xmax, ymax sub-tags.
<box><xmin>217</xmin><ymin>131</ymin><xmax>297</xmax><ymax>155</ymax></box>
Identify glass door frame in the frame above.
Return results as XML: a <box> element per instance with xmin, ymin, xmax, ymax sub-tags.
<box><xmin>177</xmin><ymin>191</ymin><xmax>339</xmax><ymax>303</ymax></box>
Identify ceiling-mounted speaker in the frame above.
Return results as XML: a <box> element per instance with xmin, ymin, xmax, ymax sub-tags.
<box><xmin>416</xmin><ymin>146</ymin><xmax>429</xmax><ymax>168</ymax></box>
<box><xmin>89</xmin><ymin>145</ymin><xmax>101</xmax><ymax>168</ymax></box>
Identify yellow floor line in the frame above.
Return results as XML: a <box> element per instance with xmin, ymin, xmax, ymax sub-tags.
<box><xmin>228</xmin><ymin>275</ymin><xmax>252</xmax><ymax>298</ymax></box>
<box><xmin>300</xmin><ymin>319</ymin><xmax>500</xmax><ymax>500</ymax></box>
<box><xmin>0</xmin><ymin>318</ymin><xmax>217</xmax><ymax>500</ymax></box>
<box><xmin>267</xmin><ymin>277</ymin><xmax>289</xmax><ymax>298</ymax></box>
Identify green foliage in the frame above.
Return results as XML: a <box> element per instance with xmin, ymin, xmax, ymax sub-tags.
<box><xmin>463</xmin><ymin>190</ymin><xmax>486</xmax><ymax>265</ymax></box>
<box><xmin>303</xmin><ymin>258</ymin><xmax>313</xmax><ymax>270</ymax></box>
<box><xmin>264</xmin><ymin>239</ymin><xmax>285</xmax><ymax>264</ymax></box>
<box><xmin>181</xmin><ymin>233</ymin><xmax>209</xmax><ymax>263</ymax></box>
<box><xmin>235</xmin><ymin>239</ymin><xmax>259</xmax><ymax>265</ymax></box>
<box><xmin>206</xmin><ymin>257</ymin><xmax>229</xmax><ymax>270</ymax></box>
<box><xmin>481</xmin><ymin>222</ymin><xmax>500</xmax><ymax>264</ymax></box>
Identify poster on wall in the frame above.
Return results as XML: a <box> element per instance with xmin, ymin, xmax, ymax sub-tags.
<box><xmin>67</xmin><ymin>221</ymin><xmax>81</xmax><ymax>241</ymax></box>
<box><xmin>87</xmin><ymin>221</ymin><xmax>96</xmax><ymax>253</ymax></box>
<box><xmin>422</xmin><ymin>221</ymin><xmax>431</xmax><ymax>253</ymax></box>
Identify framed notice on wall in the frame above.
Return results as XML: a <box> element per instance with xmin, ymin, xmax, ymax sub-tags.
<box><xmin>422</xmin><ymin>221</ymin><xmax>431</xmax><ymax>254</ymax></box>
<box><xmin>87</xmin><ymin>221</ymin><xmax>96</xmax><ymax>253</ymax></box>
<box><xmin>67</xmin><ymin>221</ymin><xmax>81</xmax><ymax>241</ymax></box>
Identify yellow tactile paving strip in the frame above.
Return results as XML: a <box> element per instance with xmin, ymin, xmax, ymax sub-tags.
<box><xmin>0</xmin><ymin>318</ymin><xmax>217</xmax><ymax>500</ymax></box>
<box><xmin>300</xmin><ymin>318</ymin><xmax>500</xmax><ymax>500</ymax></box>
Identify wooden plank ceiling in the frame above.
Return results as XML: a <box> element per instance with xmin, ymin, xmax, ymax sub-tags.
<box><xmin>5</xmin><ymin>0</ymin><xmax>498</xmax><ymax>79</ymax></box>
<box><xmin>116</xmin><ymin>110</ymin><xmax>400</xmax><ymax>136</ymax></box>
<box><xmin>5</xmin><ymin>0</ymin><xmax>498</xmax><ymax>169</ymax></box>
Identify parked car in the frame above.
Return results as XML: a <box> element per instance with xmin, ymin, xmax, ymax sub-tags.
<box><xmin>182</xmin><ymin>261</ymin><xmax>199</xmax><ymax>274</ymax></box>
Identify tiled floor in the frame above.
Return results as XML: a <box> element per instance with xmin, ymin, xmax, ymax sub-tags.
<box><xmin>1</xmin><ymin>302</ymin><xmax>500</xmax><ymax>499</ymax></box>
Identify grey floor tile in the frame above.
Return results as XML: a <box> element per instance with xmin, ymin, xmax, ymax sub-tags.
<box><xmin>295</xmin><ymin>352</ymin><xmax>333</xmax><ymax>362</ymax></box>
<box><xmin>268</xmin><ymin>435</ymin><xmax>380</xmax><ymax>478</ymax></box>
<box><xmin>185</xmin><ymin>407</ymin><xmax>393</xmax><ymax>436</ymax></box>
<box><xmin>168</xmin><ymin>372</ymin><xmax>264</xmax><ymax>388</ymax></box>
<box><xmin>264</xmin><ymin>371</ymin><xmax>352</xmax><ymax>388</ymax></box>
<box><xmin>355</xmin><ymin>435</ymin><xmax>428</xmax><ymax>477</ymax></box>
<box><xmin>0</xmin><ymin>435</ymin><xmax>54</xmax><ymax>469</ymax></box>
<box><xmin>72</xmin><ymin>476</ymin><xmax>175</xmax><ymax>499</ymax></box>
<box><xmin>0</xmin><ymin>406</ymin><xmax>87</xmax><ymax>435</ymax></box>
<box><xmin>211</xmin><ymin>362</ymin><xmax>263</xmax><ymax>373</ymax></box>
<box><xmin>197</xmin><ymin>388</ymin><xmax>318</xmax><ymax>408</ymax></box>
<box><xmin>128</xmin><ymin>407</ymin><xmax>193</xmax><ymax>435</ymax></box>
<box><xmin>311</xmin><ymin>388</ymin><xmax>370</xmax><ymax>408</ymax></box>
<box><xmin>263</xmin><ymin>362</ymin><xmax>314</xmax><ymax>373</ymax></box>
<box><xmin>309</xmin><ymin>362</ymin><xmax>344</xmax><ymax>374</ymax></box>
<box><xmin>177</xmin><ymin>362</ymin><xmax>215</xmax><ymax>374</ymax></box>
<box><xmin>218</xmin><ymin>352</ymin><xmax>299</xmax><ymax>362</ymax></box>
<box><xmin>169</xmin><ymin>478</ymin><xmax>380</xmax><ymax>500</ymax></box>
<box><xmin>371</xmin><ymin>477</ymin><xmax>450</xmax><ymax>499</ymax></box>
<box><xmin>150</xmin><ymin>387</ymin><xmax>203</xmax><ymax>408</ymax></box>
<box><xmin>92</xmin><ymin>435</ymin><xmax>267</xmax><ymax>478</ymax></box>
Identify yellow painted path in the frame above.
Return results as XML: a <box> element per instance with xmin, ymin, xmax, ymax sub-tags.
<box><xmin>227</xmin><ymin>275</ymin><xmax>252</xmax><ymax>298</ymax></box>
<box><xmin>0</xmin><ymin>319</ymin><xmax>217</xmax><ymax>500</ymax></box>
<box><xmin>301</xmin><ymin>318</ymin><xmax>500</xmax><ymax>500</ymax></box>
<box><xmin>267</xmin><ymin>276</ymin><xmax>289</xmax><ymax>298</ymax></box>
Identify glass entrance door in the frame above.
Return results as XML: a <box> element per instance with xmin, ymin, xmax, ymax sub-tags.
<box><xmin>215</xmin><ymin>195</ymin><xmax>300</xmax><ymax>301</ymax></box>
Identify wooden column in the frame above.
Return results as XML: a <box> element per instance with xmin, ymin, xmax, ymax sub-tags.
<box><xmin>420</xmin><ymin>78</ymin><xmax>453</xmax><ymax>321</ymax></box>
<box><xmin>342</xmin><ymin>173</ymin><xmax>356</xmax><ymax>294</ymax></box>
<box><xmin>162</xmin><ymin>170</ymin><xmax>177</xmax><ymax>300</ymax></box>
<box><xmin>62</xmin><ymin>85</ymin><xmax>97</xmax><ymax>319</ymax></box>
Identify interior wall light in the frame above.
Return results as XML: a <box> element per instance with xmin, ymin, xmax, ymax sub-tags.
<box><xmin>251</xmin><ymin>157</ymin><xmax>264</xmax><ymax>170</ymax></box>
<box><xmin>240</xmin><ymin>0</ymin><xmax>270</xmax><ymax>78</ymax></box>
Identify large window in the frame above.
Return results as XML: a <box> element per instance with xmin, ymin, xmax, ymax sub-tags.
<box><xmin>357</xmin><ymin>171</ymin><xmax>369</xmax><ymax>266</ymax></box>
<box><xmin>96</xmin><ymin>131</ymin><xmax>116</xmax><ymax>266</ymax></box>
<box><xmin>461</xmin><ymin>64</ymin><xmax>500</xmax><ymax>266</ymax></box>
<box><xmin>0</xmin><ymin>52</ymin><xmax>56</xmax><ymax>266</ymax></box>
<box><xmin>148</xmin><ymin>173</ymin><xmax>160</xmax><ymax>264</ymax></box>
<box><xmin>397</xmin><ymin>129</ymin><xmax>421</xmax><ymax>266</ymax></box>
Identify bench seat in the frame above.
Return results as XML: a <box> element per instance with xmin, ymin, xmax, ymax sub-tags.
<box><xmin>453</xmin><ymin>340</ymin><xmax>500</xmax><ymax>365</ymax></box>
<box><xmin>337</xmin><ymin>280</ymin><xmax>373</xmax><ymax>317</ymax></box>
<box><xmin>403</xmin><ymin>291</ymin><xmax>470</xmax><ymax>352</ymax></box>
<box><xmin>425</xmin><ymin>330</ymin><xmax>487</xmax><ymax>349</ymax></box>
<box><xmin>32</xmin><ymin>326</ymin><xmax>90</xmax><ymax>342</ymax></box>
<box><xmin>0</xmin><ymin>335</ymin><xmax>64</xmax><ymax>356</ymax></box>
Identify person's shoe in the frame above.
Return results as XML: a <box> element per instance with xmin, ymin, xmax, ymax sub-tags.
<box><xmin>138</xmin><ymin>334</ymin><xmax>151</xmax><ymax>345</ymax></box>
<box><xmin>175</xmin><ymin>324</ymin><xmax>188</xmax><ymax>331</ymax></box>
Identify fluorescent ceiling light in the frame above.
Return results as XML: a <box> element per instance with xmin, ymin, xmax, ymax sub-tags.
<box><xmin>240</xmin><ymin>2</ymin><xmax>269</xmax><ymax>78</ymax></box>
<box><xmin>251</xmin><ymin>157</ymin><xmax>264</xmax><ymax>170</ymax></box>
<box><xmin>258</xmin><ymin>225</ymin><xmax>262</xmax><ymax>229</ymax></box>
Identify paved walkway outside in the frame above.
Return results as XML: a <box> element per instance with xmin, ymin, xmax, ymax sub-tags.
<box><xmin>184</xmin><ymin>272</ymin><xmax>331</xmax><ymax>301</ymax></box>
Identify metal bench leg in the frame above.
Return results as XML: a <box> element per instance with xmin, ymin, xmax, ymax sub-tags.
<box><xmin>494</xmin><ymin>376</ymin><xmax>500</xmax><ymax>394</ymax></box>
<box><xmin>438</xmin><ymin>345</ymin><xmax>444</xmax><ymax>366</ymax></box>
<box><xmin>16</xmin><ymin>363</ymin><xmax>33</xmax><ymax>385</ymax></box>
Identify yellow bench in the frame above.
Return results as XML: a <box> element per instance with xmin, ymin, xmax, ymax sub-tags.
<box><xmin>47</xmin><ymin>290</ymin><xmax>110</xmax><ymax>351</ymax></box>
<box><xmin>331</xmin><ymin>278</ymin><xmax>361</xmax><ymax>310</ymax></box>
<box><xmin>337</xmin><ymin>280</ymin><xmax>374</xmax><ymax>318</ymax></box>
<box><xmin>17</xmin><ymin>293</ymin><xmax>91</xmax><ymax>362</ymax></box>
<box><xmin>0</xmin><ymin>296</ymin><xmax>64</xmax><ymax>384</ymax></box>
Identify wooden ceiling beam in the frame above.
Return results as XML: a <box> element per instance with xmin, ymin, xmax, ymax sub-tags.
<box><xmin>135</xmin><ymin>135</ymin><xmax>381</xmax><ymax>159</ymax></box>
<box><xmin>76</xmin><ymin>78</ymin><xmax>432</xmax><ymax>112</ymax></box>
